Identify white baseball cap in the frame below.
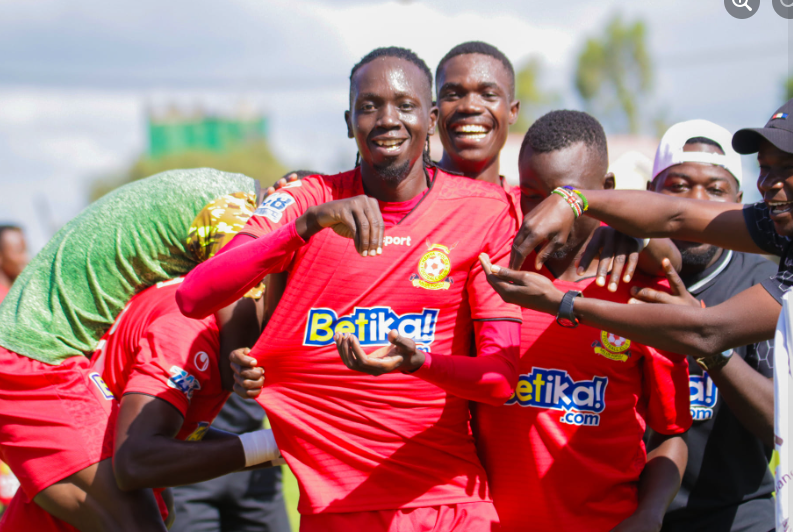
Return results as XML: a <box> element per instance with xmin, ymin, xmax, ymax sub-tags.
<box><xmin>652</xmin><ymin>119</ymin><xmax>742</xmax><ymax>187</ymax></box>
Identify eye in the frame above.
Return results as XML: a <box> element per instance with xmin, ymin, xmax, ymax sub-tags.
<box><xmin>708</xmin><ymin>187</ymin><xmax>726</xmax><ymax>196</ymax></box>
<box><xmin>399</xmin><ymin>102</ymin><xmax>415</xmax><ymax>112</ymax></box>
<box><xmin>359</xmin><ymin>102</ymin><xmax>375</xmax><ymax>112</ymax></box>
<box><xmin>483</xmin><ymin>92</ymin><xmax>498</xmax><ymax>99</ymax></box>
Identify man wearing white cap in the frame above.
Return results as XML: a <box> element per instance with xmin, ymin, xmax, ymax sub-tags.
<box><xmin>641</xmin><ymin>120</ymin><xmax>777</xmax><ymax>532</ymax></box>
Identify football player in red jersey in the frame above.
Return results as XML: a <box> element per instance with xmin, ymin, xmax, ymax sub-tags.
<box><xmin>178</xmin><ymin>46</ymin><xmax>523</xmax><ymax>531</ymax></box>
<box><xmin>478</xmin><ymin>110</ymin><xmax>691</xmax><ymax>532</ymax></box>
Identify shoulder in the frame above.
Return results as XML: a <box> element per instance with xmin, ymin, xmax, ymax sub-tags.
<box><xmin>731</xmin><ymin>251</ymin><xmax>778</xmax><ymax>280</ymax></box>
<box><xmin>435</xmin><ymin>169</ymin><xmax>512</xmax><ymax>206</ymax></box>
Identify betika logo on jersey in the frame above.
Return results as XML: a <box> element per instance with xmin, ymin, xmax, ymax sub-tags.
<box><xmin>690</xmin><ymin>373</ymin><xmax>718</xmax><ymax>421</ymax></box>
<box><xmin>506</xmin><ymin>367</ymin><xmax>608</xmax><ymax>427</ymax></box>
<box><xmin>409</xmin><ymin>241</ymin><xmax>456</xmax><ymax>290</ymax></box>
<box><xmin>304</xmin><ymin>307</ymin><xmax>439</xmax><ymax>350</ymax></box>
<box><xmin>168</xmin><ymin>366</ymin><xmax>201</xmax><ymax>400</ymax></box>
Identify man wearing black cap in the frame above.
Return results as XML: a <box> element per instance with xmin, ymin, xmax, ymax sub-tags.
<box><xmin>480</xmin><ymin>100</ymin><xmax>793</xmax><ymax>421</ymax></box>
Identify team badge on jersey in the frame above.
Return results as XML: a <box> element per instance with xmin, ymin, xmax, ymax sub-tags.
<box><xmin>254</xmin><ymin>193</ymin><xmax>295</xmax><ymax>223</ymax></box>
<box><xmin>506</xmin><ymin>367</ymin><xmax>608</xmax><ymax>427</ymax></box>
<box><xmin>410</xmin><ymin>241</ymin><xmax>455</xmax><ymax>290</ymax></box>
<box><xmin>592</xmin><ymin>331</ymin><xmax>632</xmax><ymax>362</ymax></box>
<box><xmin>186</xmin><ymin>421</ymin><xmax>211</xmax><ymax>441</ymax></box>
<box><xmin>89</xmin><ymin>372</ymin><xmax>115</xmax><ymax>401</ymax></box>
<box><xmin>304</xmin><ymin>306</ymin><xmax>439</xmax><ymax>350</ymax></box>
<box><xmin>168</xmin><ymin>366</ymin><xmax>201</xmax><ymax>400</ymax></box>
<box><xmin>690</xmin><ymin>373</ymin><xmax>718</xmax><ymax>421</ymax></box>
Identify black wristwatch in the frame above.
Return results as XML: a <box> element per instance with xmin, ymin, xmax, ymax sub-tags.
<box><xmin>695</xmin><ymin>349</ymin><xmax>734</xmax><ymax>372</ymax></box>
<box><xmin>556</xmin><ymin>290</ymin><xmax>583</xmax><ymax>328</ymax></box>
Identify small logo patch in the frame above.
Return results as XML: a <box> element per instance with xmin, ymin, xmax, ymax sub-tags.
<box><xmin>194</xmin><ymin>351</ymin><xmax>210</xmax><ymax>372</ymax></box>
<box><xmin>89</xmin><ymin>372</ymin><xmax>115</xmax><ymax>400</ymax></box>
<box><xmin>186</xmin><ymin>421</ymin><xmax>211</xmax><ymax>441</ymax></box>
<box><xmin>772</xmin><ymin>112</ymin><xmax>788</xmax><ymax>120</ymax></box>
<box><xmin>254</xmin><ymin>193</ymin><xmax>295</xmax><ymax>223</ymax></box>
<box><xmin>168</xmin><ymin>366</ymin><xmax>201</xmax><ymax>400</ymax></box>
<box><xmin>409</xmin><ymin>241</ymin><xmax>456</xmax><ymax>290</ymax></box>
<box><xmin>592</xmin><ymin>331</ymin><xmax>632</xmax><ymax>362</ymax></box>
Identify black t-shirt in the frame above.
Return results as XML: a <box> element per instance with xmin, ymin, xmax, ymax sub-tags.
<box><xmin>662</xmin><ymin>249</ymin><xmax>777</xmax><ymax>532</ymax></box>
<box><xmin>211</xmin><ymin>392</ymin><xmax>266</xmax><ymax>434</ymax></box>
<box><xmin>744</xmin><ymin>201</ymin><xmax>793</xmax><ymax>302</ymax></box>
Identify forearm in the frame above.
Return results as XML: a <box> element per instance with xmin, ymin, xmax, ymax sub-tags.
<box><xmin>115</xmin><ymin>428</ymin><xmax>246</xmax><ymax>490</ymax></box>
<box><xmin>707</xmin><ymin>356</ymin><xmax>775</xmax><ymax>446</ymax></box>
<box><xmin>634</xmin><ymin>434</ymin><xmax>687</xmax><ymax>528</ymax></box>
<box><xmin>412</xmin><ymin>320</ymin><xmax>520</xmax><ymax>406</ymax></box>
<box><xmin>177</xmin><ymin>221</ymin><xmax>305</xmax><ymax>319</ymax></box>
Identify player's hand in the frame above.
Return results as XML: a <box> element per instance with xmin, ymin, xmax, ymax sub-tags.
<box><xmin>265</xmin><ymin>172</ymin><xmax>301</xmax><ymax>197</ymax></box>
<box><xmin>299</xmin><ymin>195</ymin><xmax>384</xmax><ymax>257</ymax></box>
<box><xmin>628</xmin><ymin>258</ymin><xmax>700</xmax><ymax>308</ymax></box>
<box><xmin>511</xmin><ymin>193</ymin><xmax>577</xmax><ymax>270</ymax></box>
<box><xmin>608</xmin><ymin>509</ymin><xmax>662</xmax><ymax>532</ymax></box>
<box><xmin>335</xmin><ymin>330</ymin><xmax>425</xmax><ymax>376</ymax></box>
<box><xmin>577</xmin><ymin>226</ymin><xmax>641</xmax><ymax>292</ymax></box>
<box><xmin>480</xmin><ymin>253</ymin><xmax>565</xmax><ymax>314</ymax></box>
<box><xmin>230</xmin><ymin>348</ymin><xmax>265</xmax><ymax>399</ymax></box>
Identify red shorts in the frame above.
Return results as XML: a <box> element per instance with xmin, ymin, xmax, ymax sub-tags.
<box><xmin>0</xmin><ymin>490</ymin><xmax>78</xmax><ymax>532</ymax></box>
<box><xmin>0</xmin><ymin>347</ymin><xmax>118</xmax><ymax>499</ymax></box>
<box><xmin>299</xmin><ymin>501</ymin><xmax>500</xmax><ymax>532</ymax></box>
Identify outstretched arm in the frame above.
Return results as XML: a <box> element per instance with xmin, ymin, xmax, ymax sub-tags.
<box><xmin>113</xmin><ymin>393</ymin><xmax>281</xmax><ymax>491</ymax></box>
<box><xmin>611</xmin><ymin>433</ymin><xmax>687</xmax><ymax>532</ymax></box>
<box><xmin>512</xmin><ymin>189</ymin><xmax>762</xmax><ymax>270</ymax></box>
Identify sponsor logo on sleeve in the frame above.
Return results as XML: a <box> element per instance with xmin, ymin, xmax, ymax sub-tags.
<box><xmin>304</xmin><ymin>306</ymin><xmax>439</xmax><ymax>350</ymax></box>
<box><xmin>89</xmin><ymin>372</ymin><xmax>116</xmax><ymax>401</ymax></box>
<box><xmin>254</xmin><ymin>193</ymin><xmax>295</xmax><ymax>223</ymax></box>
<box><xmin>409</xmin><ymin>241</ymin><xmax>456</xmax><ymax>291</ymax></box>
<box><xmin>167</xmin><ymin>366</ymin><xmax>201</xmax><ymax>400</ymax></box>
<box><xmin>194</xmin><ymin>351</ymin><xmax>210</xmax><ymax>372</ymax></box>
<box><xmin>186</xmin><ymin>421</ymin><xmax>211</xmax><ymax>441</ymax></box>
<box><xmin>506</xmin><ymin>367</ymin><xmax>608</xmax><ymax>427</ymax></box>
<box><xmin>592</xmin><ymin>331</ymin><xmax>632</xmax><ymax>362</ymax></box>
<box><xmin>690</xmin><ymin>373</ymin><xmax>718</xmax><ymax>420</ymax></box>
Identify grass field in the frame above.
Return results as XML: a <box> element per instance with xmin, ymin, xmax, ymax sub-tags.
<box><xmin>281</xmin><ymin>465</ymin><xmax>301</xmax><ymax>531</ymax></box>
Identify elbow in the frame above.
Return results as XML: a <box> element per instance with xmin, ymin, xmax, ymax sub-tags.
<box><xmin>112</xmin><ymin>449</ymin><xmax>153</xmax><ymax>492</ymax></box>
<box><xmin>483</xmin><ymin>369</ymin><xmax>519</xmax><ymax>407</ymax></box>
<box><xmin>175</xmin><ymin>284</ymin><xmax>205</xmax><ymax>319</ymax></box>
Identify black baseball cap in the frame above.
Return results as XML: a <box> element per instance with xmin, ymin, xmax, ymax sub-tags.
<box><xmin>733</xmin><ymin>99</ymin><xmax>793</xmax><ymax>155</ymax></box>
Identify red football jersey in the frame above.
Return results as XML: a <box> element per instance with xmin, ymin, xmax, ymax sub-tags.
<box><xmin>474</xmin><ymin>266</ymin><xmax>692</xmax><ymax>532</ymax></box>
<box><xmin>241</xmin><ymin>168</ymin><xmax>521</xmax><ymax>514</ymax></box>
<box><xmin>91</xmin><ymin>278</ymin><xmax>229</xmax><ymax>442</ymax></box>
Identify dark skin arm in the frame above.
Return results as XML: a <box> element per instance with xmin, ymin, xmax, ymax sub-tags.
<box><xmin>512</xmin><ymin>190</ymin><xmax>763</xmax><ymax>271</ymax></box>
<box><xmin>113</xmin><ymin>393</ymin><xmax>247</xmax><ymax>491</ymax></box>
<box><xmin>611</xmin><ymin>433</ymin><xmax>687</xmax><ymax>532</ymax></box>
<box><xmin>630</xmin><ymin>262</ymin><xmax>776</xmax><ymax>447</ymax></box>
<box><xmin>217</xmin><ymin>297</ymin><xmax>264</xmax><ymax>392</ymax></box>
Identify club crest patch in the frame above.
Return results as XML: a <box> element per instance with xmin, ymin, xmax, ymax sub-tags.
<box><xmin>592</xmin><ymin>331</ymin><xmax>632</xmax><ymax>362</ymax></box>
<box><xmin>410</xmin><ymin>241</ymin><xmax>456</xmax><ymax>290</ymax></box>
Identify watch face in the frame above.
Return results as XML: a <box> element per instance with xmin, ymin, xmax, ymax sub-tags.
<box><xmin>556</xmin><ymin>317</ymin><xmax>578</xmax><ymax>328</ymax></box>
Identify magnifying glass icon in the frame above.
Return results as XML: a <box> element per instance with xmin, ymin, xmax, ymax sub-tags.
<box><xmin>733</xmin><ymin>0</ymin><xmax>753</xmax><ymax>10</ymax></box>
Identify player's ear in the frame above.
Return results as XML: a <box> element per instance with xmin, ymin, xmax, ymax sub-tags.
<box><xmin>509</xmin><ymin>99</ymin><xmax>520</xmax><ymax>126</ymax></box>
<box><xmin>428</xmin><ymin>104</ymin><xmax>439</xmax><ymax>136</ymax></box>
<box><xmin>603</xmin><ymin>172</ymin><xmax>615</xmax><ymax>191</ymax></box>
<box><xmin>345</xmin><ymin>110</ymin><xmax>353</xmax><ymax>139</ymax></box>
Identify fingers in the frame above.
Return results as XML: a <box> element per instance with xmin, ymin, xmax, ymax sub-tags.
<box><xmin>365</xmin><ymin>197</ymin><xmax>383</xmax><ymax>257</ymax></box>
<box><xmin>577</xmin><ymin>229</ymin><xmax>602</xmax><ymax>276</ymax></box>
<box><xmin>335</xmin><ymin>333</ymin><xmax>354</xmax><ymax>369</ymax></box>
<box><xmin>286</xmin><ymin>173</ymin><xmax>299</xmax><ymax>183</ymax></box>
<box><xmin>233</xmin><ymin>371</ymin><xmax>264</xmax><ymax>399</ymax></box>
<box><xmin>387</xmin><ymin>329</ymin><xmax>416</xmax><ymax>355</ymax></box>
<box><xmin>662</xmin><ymin>258</ymin><xmax>687</xmax><ymax>296</ymax></box>
<box><xmin>629</xmin><ymin>286</ymin><xmax>675</xmax><ymax>304</ymax></box>
<box><xmin>595</xmin><ymin>232</ymin><xmax>615</xmax><ymax>288</ymax></box>
<box><xmin>622</xmin><ymin>250</ymin><xmax>639</xmax><ymax>284</ymax></box>
<box><xmin>351</xmin><ymin>209</ymin><xmax>371</xmax><ymax>257</ymax></box>
<box><xmin>478</xmin><ymin>253</ymin><xmax>493</xmax><ymax>275</ymax></box>
<box><xmin>346</xmin><ymin>196</ymin><xmax>383</xmax><ymax>257</ymax></box>
<box><xmin>608</xmin><ymin>236</ymin><xmax>638</xmax><ymax>292</ymax></box>
<box><xmin>229</xmin><ymin>347</ymin><xmax>256</xmax><ymax>368</ymax></box>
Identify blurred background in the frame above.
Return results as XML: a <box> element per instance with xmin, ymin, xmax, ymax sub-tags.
<box><xmin>0</xmin><ymin>1</ymin><xmax>790</xmax><ymax>529</ymax></box>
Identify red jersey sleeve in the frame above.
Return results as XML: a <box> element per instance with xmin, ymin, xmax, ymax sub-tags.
<box><xmin>467</xmin><ymin>206</ymin><xmax>522</xmax><ymax>321</ymax></box>
<box><xmin>641</xmin><ymin>347</ymin><xmax>692</xmax><ymax>435</ymax></box>
<box><xmin>240</xmin><ymin>176</ymin><xmax>330</xmax><ymax>239</ymax></box>
<box><xmin>124</xmin><ymin>316</ymin><xmax>219</xmax><ymax>417</ymax></box>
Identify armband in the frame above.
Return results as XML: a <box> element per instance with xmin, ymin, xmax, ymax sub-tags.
<box><xmin>238</xmin><ymin>429</ymin><xmax>281</xmax><ymax>467</ymax></box>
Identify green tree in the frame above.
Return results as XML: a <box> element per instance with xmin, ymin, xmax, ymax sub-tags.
<box><xmin>511</xmin><ymin>57</ymin><xmax>560</xmax><ymax>133</ymax></box>
<box><xmin>574</xmin><ymin>15</ymin><xmax>652</xmax><ymax>134</ymax></box>
<box><xmin>89</xmin><ymin>140</ymin><xmax>286</xmax><ymax>202</ymax></box>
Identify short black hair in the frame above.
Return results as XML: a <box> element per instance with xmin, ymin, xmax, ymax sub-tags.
<box><xmin>349</xmin><ymin>47</ymin><xmax>433</xmax><ymax>103</ymax></box>
<box><xmin>520</xmin><ymin>110</ymin><xmax>608</xmax><ymax>163</ymax></box>
<box><xmin>282</xmin><ymin>170</ymin><xmax>319</xmax><ymax>179</ymax></box>
<box><xmin>685</xmin><ymin>136</ymin><xmax>725</xmax><ymax>154</ymax></box>
<box><xmin>436</xmin><ymin>41</ymin><xmax>515</xmax><ymax>97</ymax></box>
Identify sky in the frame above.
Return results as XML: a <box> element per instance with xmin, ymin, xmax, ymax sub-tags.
<box><xmin>0</xmin><ymin>0</ymin><xmax>790</xmax><ymax>251</ymax></box>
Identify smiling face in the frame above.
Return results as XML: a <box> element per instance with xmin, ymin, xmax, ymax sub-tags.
<box><xmin>436</xmin><ymin>53</ymin><xmax>518</xmax><ymax>176</ymax></box>
<box><xmin>346</xmin><ymin>57</ymin><xmax>437</xmax><ymax>185</ymax></box>
<box><xmin>757</xmin><ymin>139</ymin><xmax>793</xmax><ymax>237</ymax></box>
<box><xmin>519</xmin><ymin>141</ymin><xmax>610</xmax><ymax>259</ymax></box>
<box><xmin>651</xmin><ymin>142</ymin><xmax>741</xmax><ymax>269</ymax></box>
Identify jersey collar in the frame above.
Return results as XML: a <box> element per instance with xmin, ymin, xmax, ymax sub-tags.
<box><xmin>683</xmin><ymin>249</ymin><xmax>733</xmax><ymax>295</ymax></box>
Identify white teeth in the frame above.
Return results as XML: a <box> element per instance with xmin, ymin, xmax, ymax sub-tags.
<box><xmin>455</xmin><ymin>124</ymin><xmax>488</xmax><ymax>133</ymax></box>
<box><xmin>374</xmin><ymin>139</ymin><xmax>404</xmax><ymax>148</ymax></box>
<box><xmin>769</xmin><ymin>201</ymin><xmax>793</xmax><ymax>215</ymax></box>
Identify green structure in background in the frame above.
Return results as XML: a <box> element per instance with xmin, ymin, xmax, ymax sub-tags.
<box><xmin>148</xmin><ymin>109</ymin><xmax>269</xmax><ymax>159</ymax></box>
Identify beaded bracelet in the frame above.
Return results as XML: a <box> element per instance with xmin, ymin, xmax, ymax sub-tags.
<box><xmin>562</xmin><ymin>186</ymin><xmax>589</xmax><ymax>212</ymax></box>
<box><xmin>551</xmin><ymin>187</ymin><xmax>583</xmax><ymax>218</ymax></box>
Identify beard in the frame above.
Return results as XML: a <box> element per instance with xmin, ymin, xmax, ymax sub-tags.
<box><xmin>373</xmin><ymin>158</ymin><xmax>412</xmax><ymax>184</ymax></box>
<box><xmin>677</xmin><ymin>241</ymin><xmax>721</xmax><ymax>269</ymax></box>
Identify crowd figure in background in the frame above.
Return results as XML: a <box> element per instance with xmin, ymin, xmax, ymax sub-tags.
<box><xmin>0</xmin><ymin>39</ymin><xmax>789</xmax><ymax>532</ymax></box>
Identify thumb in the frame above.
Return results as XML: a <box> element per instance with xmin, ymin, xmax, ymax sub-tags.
<box><xmin>387</xmin><ymin>329</ymin><xmax>416</xmax><ymax>354</ymax></box>
<box><xmin>662</xmin><ymin>258</ymin><xmax>687</xmax><ymax>296</ymax></box>
<box><xmin>489</xmin><ymin>263</ymin><xmax>525</xmax><ymax>284</ymax></box>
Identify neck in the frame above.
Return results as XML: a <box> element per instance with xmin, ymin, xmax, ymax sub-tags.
<box><xmin>359</xmin><ymin>159</ymin><xmax>428</xmax><ymax>202</ymax></box>
<box><xmin>438</xmin><ymin>152</ymin><xmax>502</xmax><ymax>186</ymax></box>
<box><xmin>680</xmin><ymin>247</ymin><xmax>724</xmax><ymax>277</ymax></box>
<box><xmin>544</xmin><ymin>231</ymin><xmax>599</xmax><ymax>282</ymax></box>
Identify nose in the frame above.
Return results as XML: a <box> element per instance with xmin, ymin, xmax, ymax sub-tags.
<box><xmin>757</xmin><ymin>169</ymin><xmax>783</xmax><ymax>195</ymax></box>
<box><xmin>376</xmin><ymin>103</ymin><xmax>401</xmax><ymax>129</ymax></box>
<box><xmin>690</xmin><ymin>186</ymin><xmax>710</xmax><ymax>201</ymax></box>
<box><xmin>457</xmin><ymin>93</ymin><xmax>484</xmax><ymax>114</ymax></box>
